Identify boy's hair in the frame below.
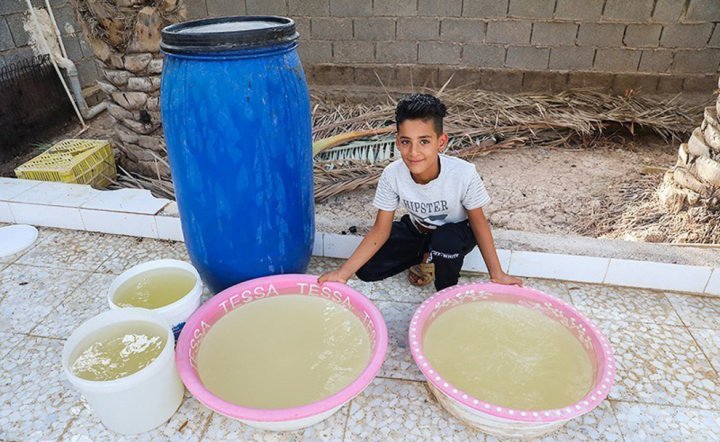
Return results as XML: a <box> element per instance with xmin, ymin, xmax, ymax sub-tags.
<box><xmin>395</xmin><ymin>93</ymin><xmax>447</xmax><ymax>135</ymax></box>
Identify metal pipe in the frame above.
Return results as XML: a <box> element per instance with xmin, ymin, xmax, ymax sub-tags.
<box><xmin>43</xmin><ymin>0</ymin><xmax>67</xmax><ymax>59</ymax></box>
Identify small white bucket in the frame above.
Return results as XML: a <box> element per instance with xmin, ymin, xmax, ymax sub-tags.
<box><xmin>107</xmin><ymin>259</ymin><xmax>203</xmax><ymax>340</ymax></box>
<box><xmin>62</xmin><ymin>308</ymin><xmax>184</xmax><ymax>434</ymax></box>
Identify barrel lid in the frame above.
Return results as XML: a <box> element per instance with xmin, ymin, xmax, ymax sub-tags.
<box><xmin>161</xmin><ymin>16</ymin><xmax>298</xmax><ymax>54</ymax></box>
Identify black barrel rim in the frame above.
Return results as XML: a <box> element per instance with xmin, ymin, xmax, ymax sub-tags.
<box><xmin>161</xmin><ymin>16</ymin><xmax>298</xmax><ymax>54</ymax></box>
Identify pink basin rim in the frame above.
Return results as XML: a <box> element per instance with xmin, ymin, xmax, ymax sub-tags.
<box><xmin>409</xmin><ymin>282</ymin><xmax>616</xmax><ymax>423</ymax></box>
<box><xmin>175</xmin><ymin>274</ymin><xmax>388</xmax><ymax>422</ymax></box>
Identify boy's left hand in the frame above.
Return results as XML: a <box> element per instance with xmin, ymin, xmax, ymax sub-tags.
<box><xmin>490</xmin><ymin>271</ymin><xmax>523</xmax><ymax>286</ymax></box>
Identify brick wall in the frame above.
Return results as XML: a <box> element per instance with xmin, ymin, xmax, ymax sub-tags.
<box><xmin>0</xmin><ymin>0</ymin><xmax>99</xmax><ymax>87</ymax></box>
<box><xmin>186</xmin><ymin>0</ymin><xmax>720</xmax><ymax>94</ymax></box>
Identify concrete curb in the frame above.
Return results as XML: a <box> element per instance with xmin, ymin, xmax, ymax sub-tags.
<box><xmin>1</xmin><ymin>178</ymin><xmax>717</xmax><ymax>296</ymax></box>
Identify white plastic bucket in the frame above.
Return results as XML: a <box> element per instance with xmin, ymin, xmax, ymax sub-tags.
<box><xmin>107</xmin><ymin>259</ymin><xmax>203</xmax><ymax>340</ymax></box>
<box><xmin>62</xmin><ymin>308</ymin><xmax>184</xmax><ymax>434</ymax></box>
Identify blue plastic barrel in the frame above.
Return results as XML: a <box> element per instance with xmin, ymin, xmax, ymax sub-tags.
<box><xmin>160</xmin><ymin>16</ymin><xmax>313</xmax><ymax>293</ymax></box>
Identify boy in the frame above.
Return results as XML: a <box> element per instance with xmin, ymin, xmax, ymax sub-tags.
<box><xmin>318</xmin><ymin>94</ymin><xmax>521</xmax><ymax>290</ymax></box>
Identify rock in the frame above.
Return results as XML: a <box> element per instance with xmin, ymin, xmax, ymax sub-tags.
<box><xmin>123</xmin><ymin>53</ymin><xmax>152</xmax><ymax>73</ymax></box>
<box><xmin>146</xmin><ymin>96</ymin><xmax>160</xmax><ymax>111</ymax></box>
<box><xmin>112</xmin><ymin>91</ymin><xmax>148</xmax><ymax>110</ymax></box>
<box><xmin>127</xmin><ymin>76</ymin><xmax>160</xmax><ymax>92</ymax></box>
<box><xmin>109</xmin><ymin>53</ymin><xmax>125</xmax><ymax>69</ymax></box>
<box><xmin>704</xmin><ymin>106</ymin><xmax>718</xmax><ymax>128</ymax></box>
<box><xmin>121</xmin><ymin>143</ymin><xmax>157</xmax><ymax>162</ymax></box>
<box><xmin>121</xmin><ymin>143</ymin><xmax>141</xmax><ymax>162</ymax></box>
<box><xmin>694</xmin><ymin>157</ymin><xmax>720</xmax><ymax>187</ymax></box>
<box><xmin>147</xmin><ymin>58</ymin><xmax>163</xmax><ymax>74</ymax></box>
<box><xmin>687</xmin><ymin>128</ymin><xmax>710</xmax><ymax>158</ymax></box>
<box><xmin>659</xmin><ymin>185</ymin><xmax>687</xmax><ymax>213</ymax></box>
<box><xmin>673</xmin><ymin>167</ymin><xmax>708</xmax><ymax>194</ymax></box>
<box><xmin>104</xmin><ymin>69</ymin><xmax>131</xmax><ymax>86</ymax></box>
<box><xmin>137</xmin><ymin>134</ymin><xmax>166</xmax><ymax>152</ymax></box>
<box><xmin>106</xmin><ymin>102</ymin><xmax>134</xmax><ymax>121</ymax></box>
<box><xmin>678</xmin><ymin>143</ymin><xmax>690</xmax><ymax>165</ymax></box>
<box><xmin>97</xmin><ymin>81</ymin><xmax>117</xmax><ymax>95</ymax></box>
<box><xmin>703</xmin><ymin>123</ymin><xmax>720</xmax><ymax>151</ymax></box>
<box><xmin>121</xmin><ymin>116</ymin><xmax>160</xmax><ymax>135</ymax></box>
<box><xmin>115</xmin><ymin>125</ymin><xmax>139</xmax><ymax>144</ymax></box>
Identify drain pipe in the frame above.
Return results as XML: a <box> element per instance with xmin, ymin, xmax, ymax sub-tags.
<box><xmin>43</xmin><ymin>0</ymin><xmax>107</xmax><ymax>120</ymax></box>
<box><xmin>62</xmin><ymin>58</ymin><xmax>107</xmax><ymax>119</ymax></box>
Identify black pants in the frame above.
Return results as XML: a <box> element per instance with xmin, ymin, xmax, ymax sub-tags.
<box><xmin>356</xmin><ymin>215</ymin><xmax>476</xmax><ymax>291</ymax></box>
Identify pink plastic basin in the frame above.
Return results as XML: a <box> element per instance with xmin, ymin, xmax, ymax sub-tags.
<box><xmin>410</xmin><ymin>282</ymin><xmax>616</xmax><ymax>439</ymax></box>
<box><xmin>176</xmin><ymin>274</ymin><xmax>388</xmax><ymax>431</ymax></box>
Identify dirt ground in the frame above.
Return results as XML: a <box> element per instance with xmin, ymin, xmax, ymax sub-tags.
<box><xmin>0</xmin><ymin>112</ymin><xmax>115</xmax><ymax>178</ymax></box>
<box><xmin>315</xmin><ymin>135</ymin><xmax>677</xmax><ymax>237</ymax></box>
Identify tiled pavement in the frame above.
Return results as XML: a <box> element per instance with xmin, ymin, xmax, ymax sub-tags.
<box><xmin>1</xmin><ymin>227</ymin><xmax>719</xmax><ymax>441</ymax></box>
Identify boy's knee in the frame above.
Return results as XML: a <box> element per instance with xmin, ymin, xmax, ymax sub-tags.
<box><xmin>434</xmin><ymin>279</ymin><xmax>456</xmax><ymax>291</ymax></box>
<box><xmin>355</xmin><ymin>266</ymin><xmax>381</xmax><ymax>282</ymax></box>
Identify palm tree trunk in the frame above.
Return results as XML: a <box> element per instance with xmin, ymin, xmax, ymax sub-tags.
<box><xmin>71</xmin><ymin>0</ymin><xmax>185</xmax><ymax>179</ymax></box>
<box><xmin>659</xmin><ymin>77</ymin><xmax>720</xmax><ymax>212</ymax></box>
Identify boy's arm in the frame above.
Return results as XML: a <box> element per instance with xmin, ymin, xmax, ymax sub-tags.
<box><xmin>466</xmin><ymin>207</ymin><xmax>522</xmax><ymax>286</ymax></box>
<box><xmin>318</xmin><ymin>209</ymin><xmax>395</xmax><ymax>284</ymax></box>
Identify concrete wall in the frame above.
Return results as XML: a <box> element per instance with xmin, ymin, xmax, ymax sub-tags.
<box><xmin>0</xmin><ymin>0</ymin><xmax>99</xmax><ymax>87</ymax></box>
<box><xmin>186</xmin><ymin>0</ymin><xmax>720</xmax><ymax>93</ymax></box>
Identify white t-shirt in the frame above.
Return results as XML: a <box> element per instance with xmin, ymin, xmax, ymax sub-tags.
<box><xmin>373</xmin><ymin>154</ymin><xmax>491</xmax><ymax>230</ymax></box>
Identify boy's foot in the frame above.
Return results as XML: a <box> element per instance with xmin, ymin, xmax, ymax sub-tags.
<box><xmin>408</xmin><ymin>253</ymin><xmax>434</xmax><ymax>287</ymax></box>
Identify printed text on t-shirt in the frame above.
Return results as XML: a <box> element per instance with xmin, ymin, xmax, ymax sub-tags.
<box><xmin>402</xmin><ymin>199</ymin><xmax>449</xmax><ymax>214</ymax></box>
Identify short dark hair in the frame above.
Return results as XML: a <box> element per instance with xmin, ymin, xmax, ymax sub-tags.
<box><xmin>395</xmin><ymin>93</ymin><xmax>447</xmax><ymax>135</ymax></box>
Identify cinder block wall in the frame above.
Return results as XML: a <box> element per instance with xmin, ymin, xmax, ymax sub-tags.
<box><xmin>187</xmin><ymin>0</ymin><xmax>720</xmax><ymax>94</ymax></box>
<box><xmin>0</xmin><ymin>0</ymin><xmax>100</xmax><ymax>87</ymax></box>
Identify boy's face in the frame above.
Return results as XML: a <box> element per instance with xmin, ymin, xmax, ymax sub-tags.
<box><xmin>396</xmin><ymin>118</ymin><xmax>448</xmax><ymax>183</ymax></box>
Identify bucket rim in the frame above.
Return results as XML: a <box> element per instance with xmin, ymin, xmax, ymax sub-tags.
<box><xmin>61</xmin><ymin>308</ymin><xmax>176</xmax><ymax>391</ymax></box>
<box><xmin>106</xmin><ymin>259</ymin><xmax>202</xmax><ymax>314</ymax></box>
<box><xmin>175</xmin><ymin>273</ymin><xmax>388</xmax><ymax>422</ymax></box>
<box><xmin>409</xmin><ymin>282</ymin><xmax>617</xmax><ymax>423</ymax></box>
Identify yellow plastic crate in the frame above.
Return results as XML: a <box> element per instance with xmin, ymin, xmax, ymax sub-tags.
<box><xmin>15</xmin><ymin>139</ymin><xmax>116</xmax><ymax>188</ymax></box>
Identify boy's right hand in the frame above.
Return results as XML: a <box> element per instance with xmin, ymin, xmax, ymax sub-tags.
<box><xmin>318</xmin><ymin>269</ymin><xmax>350</xmax><ymax>285</ymax></box>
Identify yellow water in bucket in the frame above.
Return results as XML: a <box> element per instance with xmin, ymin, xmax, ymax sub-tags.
<box><xmin>113</xmin><ymin>268</ymin><xmax>196</xmax><ymax>309</ymax></box>
<box><xmin>70</xmin><ymin>321</ymin><xmax>167</xmax><ymax>381</ymax></box>
<box><xmin>424</xmin><ymin>301</ymin><xmax>593</xmax><ymax>410</ymax></box>
<box><xmin>197</xmin><ymin>295</ymin><xmax>372</xmax><ymax>409</ymax></box>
